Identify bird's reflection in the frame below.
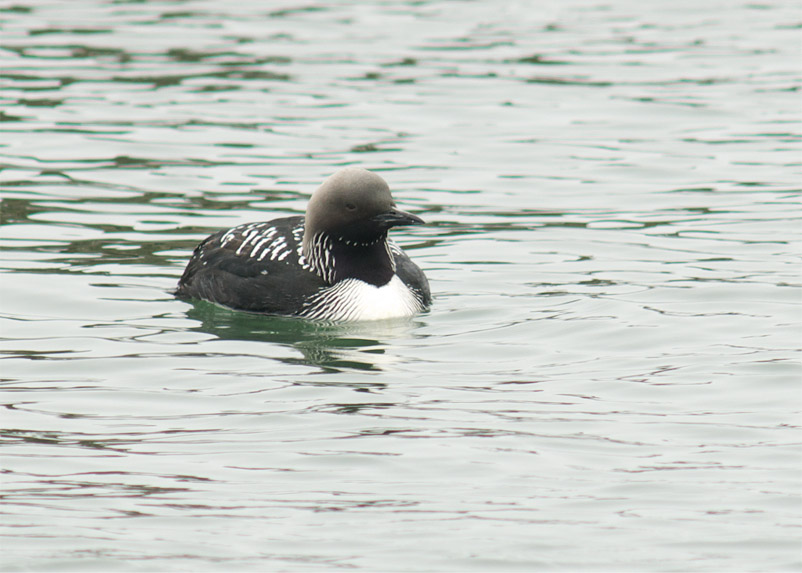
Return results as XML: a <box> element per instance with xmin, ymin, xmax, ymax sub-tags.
<box><xmin>183</xmin><ymin>300</ymin><xmax>421</xmax><ymax>372</ymax></box>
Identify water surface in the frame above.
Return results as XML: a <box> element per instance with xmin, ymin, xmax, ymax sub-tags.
<box><xmin>1</xmin><ymin>0</ymin><xmax>800</xmax><ymax>571</ymax></box>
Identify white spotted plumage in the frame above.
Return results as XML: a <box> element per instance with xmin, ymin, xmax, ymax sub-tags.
<box><xmin>225</xmin><ymin>222</ymin><xmax>296</xmax><ymax>264</ymax></box>
<box><xmin>249</xmin><ymin>228</ymin><xmax>277</xmax><ymax>260</ymax></box>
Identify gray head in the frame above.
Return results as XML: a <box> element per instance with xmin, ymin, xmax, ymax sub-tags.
<box><xmin>302</xmin><ymin>167</ymin><xmax>423</xmax><ymax>255</ymax></box>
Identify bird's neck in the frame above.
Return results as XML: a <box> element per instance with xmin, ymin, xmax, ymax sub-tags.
<box><xmin>304</xmin><ymin>232</ymin><xmax>395</xmax><ymax>287</ymax></box>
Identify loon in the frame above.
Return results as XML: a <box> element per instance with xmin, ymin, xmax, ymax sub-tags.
<box><xmin>176</xmin><ymin>167</ymin><xmax>431</xmax><ymax>321</ymax></box>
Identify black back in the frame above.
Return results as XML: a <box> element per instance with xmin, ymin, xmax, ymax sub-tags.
<box><xmin>176</xmin><ymin>217</ymin><xmax>323</xmax><ymax>315</ymax></box>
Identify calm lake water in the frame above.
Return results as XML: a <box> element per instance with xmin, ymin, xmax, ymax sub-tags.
<box><xmin>1</xmin><ymin>0</ymin><xmax>800</xmax><ymax>571</ymax></box>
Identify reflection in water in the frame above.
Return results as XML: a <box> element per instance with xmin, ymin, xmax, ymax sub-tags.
<box><xmin>184</xmin><ymin>299</ymin><xmax>420</xmax><ymax>372</ymax></box>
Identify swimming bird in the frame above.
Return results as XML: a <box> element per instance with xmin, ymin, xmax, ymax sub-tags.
<box><xmin>176</xmin><ymin>167</ymin><xmax>431</xmax><ymax>321</ymax></box>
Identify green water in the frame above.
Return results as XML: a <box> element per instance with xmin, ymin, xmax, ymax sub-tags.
<box><xmin>1</xmin><ymin>0</ymin><xmax>800</xmax><ymax>570</ymax></box>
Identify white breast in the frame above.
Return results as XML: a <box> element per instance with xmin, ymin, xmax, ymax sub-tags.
<box><xmin>300</xmin><ymin>275</ymin><xmax>422</xmax><ymax>322</ymax></box>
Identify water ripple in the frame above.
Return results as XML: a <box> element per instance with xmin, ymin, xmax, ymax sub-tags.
<box><xmin>1</xmin><ymin>0</ymin><xmax>800</xmax><ymax>571</ymax></box>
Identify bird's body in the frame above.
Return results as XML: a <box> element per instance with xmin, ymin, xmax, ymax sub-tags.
<box><xmin>176</xmin><ymin>168</ymin><xmax>430</xmax><ymax>321</ymax></box>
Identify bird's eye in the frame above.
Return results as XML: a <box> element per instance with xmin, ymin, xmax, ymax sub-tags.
<box><xmin>345</xmin><ymin>202</ymin><xmax>357</xmax><ymax>211</ymax></box>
